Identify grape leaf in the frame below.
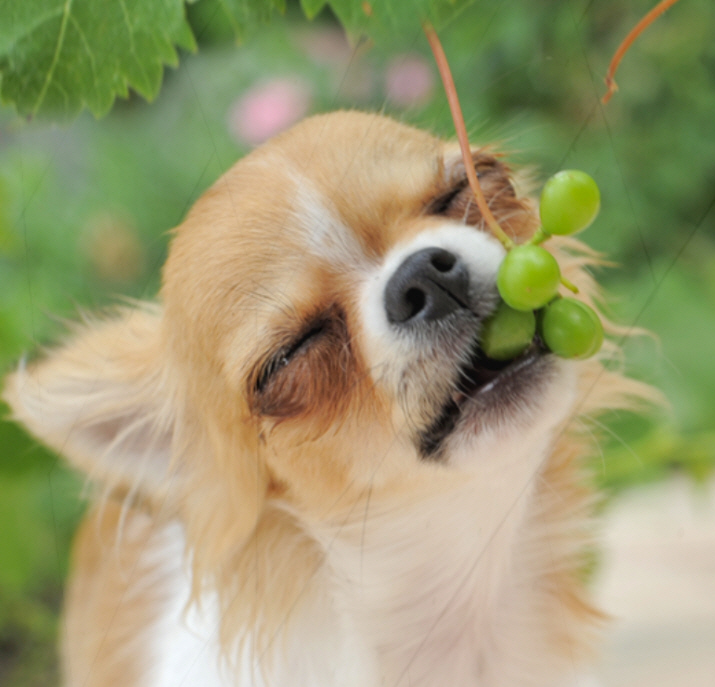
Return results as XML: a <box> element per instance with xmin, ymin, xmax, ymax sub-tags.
<box><xmin>300</xmin><ymin>0</ymin><xmax>328</xmax><ymax>20</ymax></box>
<box><xmin>0</xmin><ymin>0</ymin><xmax>475</xmax><ymax>120</ymax></box>
<box><xmin>0</xmin><ymin>0</ymin><xmax>196</xmax><ymax>119</ymax></box>
<box><xmin>325</xmin><ymin>0</ymin><xmax>476</xmax><ymax>45</ymax></box>
<box><xmin>211</xmin><ymin>0</ymin><xmax>287</xmax><ymax>40</ymax></box>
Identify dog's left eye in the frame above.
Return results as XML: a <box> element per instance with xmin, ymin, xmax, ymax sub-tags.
<box><xmin>429</xmin><ymin>153</ymin><xmax>518</xmax><ymax>225</ymax></box>
<box><xmin>428</xmin><ymin>180</ymin><xmax>470</xmax><ymax>216</ymax></box>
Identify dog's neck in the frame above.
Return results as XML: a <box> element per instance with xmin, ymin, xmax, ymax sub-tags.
<box><xmin>179</xmin><ymin>428</ymin><xmax>592</xmax><ymax>687</ymax></box>
<box><xmin>307</xmin><ymin>449</ymin><xmax>556</xmax><ymax>687</ymax></box>
<box><xmin>332</xmin><ymin>492</ymin><xmax>528</xmax><ymax>685</ymax></box>
<box><xmin>153</xmin><ymin>440</ymin><xmax>591</xmax><ymax>687</ymax></box>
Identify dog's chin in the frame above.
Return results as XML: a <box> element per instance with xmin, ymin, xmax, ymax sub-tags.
<box><xmin>419</xmin><ymin>338</ymin><xmax>564</xmax><ymax>460</ymax></box>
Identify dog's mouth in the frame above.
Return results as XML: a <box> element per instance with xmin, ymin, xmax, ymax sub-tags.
<box><xmin>419</xmin><ymin>335</ymin><xmax>550</xmax><ymax>458</ymax></box>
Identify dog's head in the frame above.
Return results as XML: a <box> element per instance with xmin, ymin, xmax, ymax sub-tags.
<box><xmin>4</xmin><ymin>111</ymin><xmax>630</xmax><ymax>590</ymax></box>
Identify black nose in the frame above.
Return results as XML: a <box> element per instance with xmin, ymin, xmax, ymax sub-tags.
<box><xmin>384</xmin><ymin>247</ymin><xmax>471</xmax><ymax>325</ymax></box>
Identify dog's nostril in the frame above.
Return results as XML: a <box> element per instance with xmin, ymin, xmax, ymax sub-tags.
<box><xmin>430</xmin><ymin>250</ymin><xmax>456</xmax><ymax>273</ymax></box>
<box><xmin>404</xmin><ymin>288</ymin><xmax>427</xmax><ymax>320</ymax></box>
<box><xmin>384</xmin><ymin>247</ymin><xmax>471</xmax><ymax>325</ymax></box>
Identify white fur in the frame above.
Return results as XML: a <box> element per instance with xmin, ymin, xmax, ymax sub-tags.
<box><xmin>145</xmin><ymin>522</ymin><xmax>375</xmax><ymax>687</ymax></box>
<box><xmin>150</xmin><ymin>528</ymin><xmax>228</xmax><ymax>687</ymax></box>
<box><xmin>291</xmin><ymin>180</ymin><xmax>366</xmax><ymax>271</ymax></box>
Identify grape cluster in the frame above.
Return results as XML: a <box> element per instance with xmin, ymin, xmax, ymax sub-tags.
<box><xmin>482</xmin><ymin>170</ymin><xmax>604</xmax><ymax>361</ymax></box>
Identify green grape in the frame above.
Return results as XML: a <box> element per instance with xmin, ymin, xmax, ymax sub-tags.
<box><xmin>539</xmin><ymin>170</ymin><xmax>600</xmax><ymax>236</ymax></box>
<box><xmin>540</xmin><ymin>297</ymin><xmax>604</xmax><ymax>359</ymax></box>
<box><xmin>481</xmin><ymin>302</ymin><xmax>536</xmax><ymax>361</ymax></box>
<box><xmin>497</xmin><ymin>245</ymin><xmax>561</xmax><ymax>312</ymax></box>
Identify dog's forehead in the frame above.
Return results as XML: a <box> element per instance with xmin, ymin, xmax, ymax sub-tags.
<box><xmin>174</xmin><ymin>113</ymin><xmax>446</xmax><ymax>266</ymax></box>
<box><xmin>261</xmin><ymin>112</ymin><xmax>446</xmax><ymax>261</ymax></box>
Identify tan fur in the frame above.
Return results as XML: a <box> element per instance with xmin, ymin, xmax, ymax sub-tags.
<box><xmin>3</xmin><ymin>111</ymin><xmax>654</xmax><ymax>687</ymax></box>
<box><xmin>62</xmin><ymin>502</ymin><xmax>172</xmax><ymax>687</ymax></box>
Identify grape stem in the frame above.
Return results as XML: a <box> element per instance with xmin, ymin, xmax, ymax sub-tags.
<box><xmin>526</xmin><ymin>228</ymin><xmax>579</xmax><ymax>293</ymax></box>
<box><xmin>528</xmin><ymin>227</ymin><xmax>550</xmax><ymax>246</ymax></box>
<box><xmin>425</xmin><ymin>23</ymin><xmax>580</xmax><ymax>296</ymax></box>
<box><xmin>602</xmin><ymin>0</ymin><xmax>683</xmax><ymax>104</ymax></box>
<box><xmin>560</xmin><ymin>275</ymin><xmax>579</xmax><ymax>294</ymax></box>
<box><xmin>424</xmin><ymin>23</ymin><xmax>514</xmax><ymax>251</ymax></box>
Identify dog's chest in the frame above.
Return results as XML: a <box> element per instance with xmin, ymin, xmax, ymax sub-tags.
<box><xmin>142</xmin><ymin>496</ymin><xmax>593</xmax><ymax>687</ymax></box>
<box><xmin>311</xmin><ymin>481</ymin><xmax>539</xmax><ymax>687</ymax></box>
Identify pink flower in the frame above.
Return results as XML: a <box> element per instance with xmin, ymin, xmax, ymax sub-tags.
<box><xmin>229</xmin><ymin>78</ymin><xmax>312</xmax><ymax>147</ymax></box>
<box><xmin>384</xmin><ymin>54</ymin><xmax>434</xmax><ymax>108</ymax></box>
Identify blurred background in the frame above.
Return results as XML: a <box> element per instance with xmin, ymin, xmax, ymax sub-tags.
<box><xmin>0</xmin><ymin>0</ymin><xmax>713</xmax><ymax>684</ymax></box>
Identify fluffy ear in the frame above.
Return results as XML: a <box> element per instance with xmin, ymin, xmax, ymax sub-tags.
<box><xmin>3</xmin><ymin>305</ymin><xmax>175</xmax><ymax>499</ymax></box>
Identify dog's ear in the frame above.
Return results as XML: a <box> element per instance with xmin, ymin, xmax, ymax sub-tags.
<box><xmin>3</xmin><ymin>306</ymin><xmax>175</xmax><ymax>499</ymax></box>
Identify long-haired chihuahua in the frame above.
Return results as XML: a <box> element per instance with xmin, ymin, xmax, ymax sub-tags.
<box><xmin>4</xmin><ymin>111</ymin><xmax>649</xmax><ymax>687</ymax></box>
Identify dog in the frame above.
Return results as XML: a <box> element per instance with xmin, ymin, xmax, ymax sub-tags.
<box><xmin>4</xmin><ymin>111</ymin><xmax>648</xmax><ymax>687</ymax></box>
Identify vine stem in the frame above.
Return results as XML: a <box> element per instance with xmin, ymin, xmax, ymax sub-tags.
<box><xmin>424</xmin><ymin>23</ymin><xmax>514</xmax><ymax>250</ymax></box>
<box><xmin>602</xmin><ymin>0</ymin><xmax>683</xmax><ymax>104</ymax></box>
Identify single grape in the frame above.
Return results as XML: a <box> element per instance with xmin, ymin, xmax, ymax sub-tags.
<box><xmin>539</xmin><ymin>170</ymin><xmax>600</xmax><ymax>236</ymax></box>
<box><xmin>540</xmin><ymin>297</ymin><xmax>604</xmax><ymax>359</ymax></box>
<box><xmin>481</xmin><ymin>302</ymin><xmax>536</xmax><ymax>361</ymax></box>
<box><xmin>497</xmin><ymin>245</ymin><xmax>561</xmax><ymax>312</ymax></box>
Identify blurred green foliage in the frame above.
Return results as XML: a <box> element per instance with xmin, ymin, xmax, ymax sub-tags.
<box><xmin>1</xmin><ymin>0</ymin><xmax>714</xmax><ymax>683</ymax></box>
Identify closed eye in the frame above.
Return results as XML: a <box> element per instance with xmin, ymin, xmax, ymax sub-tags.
<box><xmin>256</xmin><ymin>320</ymin><xmax>328</xmax><ymax>393</ymax></box>
<box><xmin>428</xmin><ymin>152</ymin><xmax>519</xmax><ymax>227</ymax></box>
<box><xmin>251</xmin><ymin>307</ymin><xmax>354</xmax><ymax>421</ymax></box>
<box><xmin>427</xmin><ymin>178</ymin><xmax>469</xmax><ymax>216</ymax></box>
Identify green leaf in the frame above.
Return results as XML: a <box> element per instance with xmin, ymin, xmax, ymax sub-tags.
<box><xmin>0</xmin><ymin>0</ymin><xmax>478</xmax><ymax>120</ymax></box>
<box><xmin>213</xmin><ymin>0</ymin><xmax>287</xmax><ymax>40</ymax></box>
<box><xmin>300</xmin><ymin>0</ymin><xmax>327</xmax><ymax>20</ymax></box>
<box><xmin>0</xmin><ymin>0</ymin><xmax>196</xmax><ymax>119</ymax></box>
<box><xmin>325</xmin><ymin>0</ymin><xmax>477</xmax><ymax>45</ymax></box>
